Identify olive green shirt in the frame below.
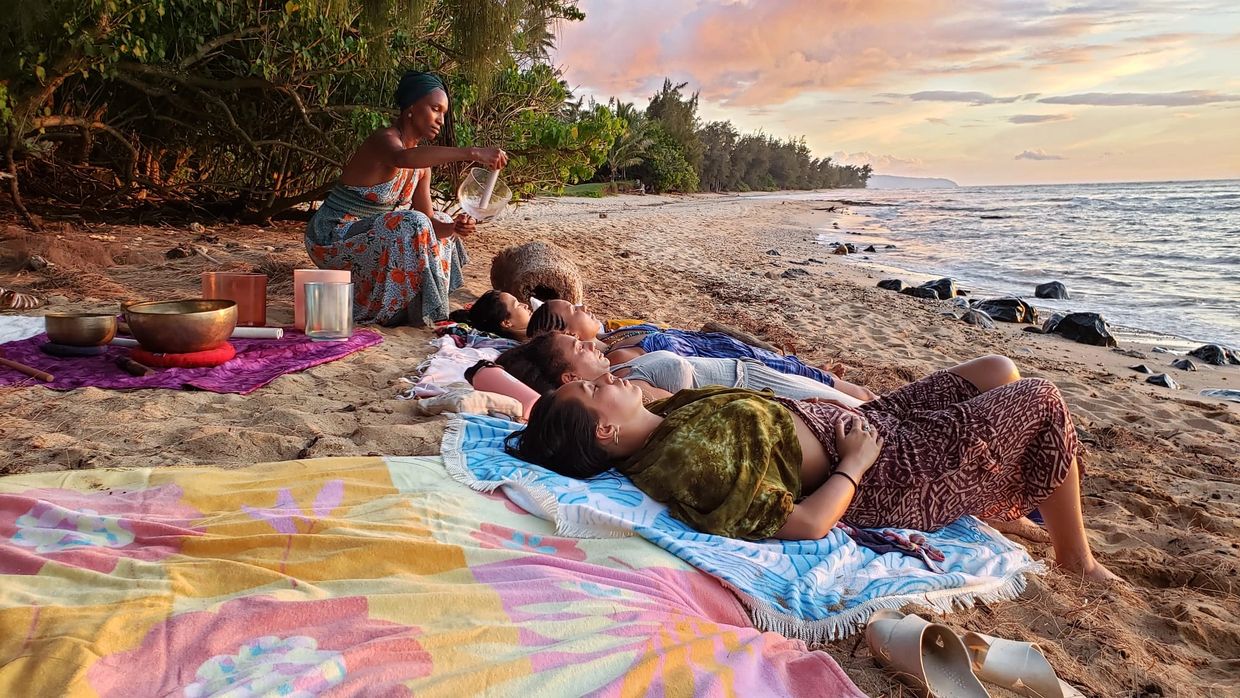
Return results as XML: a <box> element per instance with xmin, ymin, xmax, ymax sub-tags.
<box><xmin>618</xmin><ymin>387</ymin><xmax>803</xmax><ymax>540</ymax></box>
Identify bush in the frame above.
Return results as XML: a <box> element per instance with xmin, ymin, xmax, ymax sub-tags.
<box><xmin>630</xmin><ymin>125</ymin><xmax>698</xmax><ymax>193</ymax></box>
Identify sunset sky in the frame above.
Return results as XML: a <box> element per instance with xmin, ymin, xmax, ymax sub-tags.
<box><xmin>552</xmin><ymin>1</ymin><xmax>1240</xmax><ymax>186</ymax></box>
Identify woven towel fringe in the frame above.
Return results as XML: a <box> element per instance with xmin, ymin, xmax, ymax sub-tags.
<box><xmin>721</xmin><ymin>560</ymin><xmax>1046</xmax><ymax>644</ymax></box>
<box><xmin>441</xmin><ymin>415</ymin><xmax>559</xmax><ymax>521</ymax></box>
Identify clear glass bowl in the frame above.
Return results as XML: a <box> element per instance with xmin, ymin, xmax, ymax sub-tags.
<box><xmin>456</xmin><ymin>167</ymin><xmax>511</xmax><ymax>222</ymax></box>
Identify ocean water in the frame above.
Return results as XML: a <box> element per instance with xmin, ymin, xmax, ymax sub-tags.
<box><xmin>764</xmin><ymin>180</ymin><xmax>1240</xmax><ymax>347</ymax></box>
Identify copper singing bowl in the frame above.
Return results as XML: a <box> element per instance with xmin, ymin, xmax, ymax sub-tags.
<box><xmin>123</xmin><ymin>299</ymin><xmax>237</xmax><ymax>354</ymax></box>
<box><xmin>44</xmin><ymin>313</ymin><xmax>118</xmax><ymax>347</ymax></box>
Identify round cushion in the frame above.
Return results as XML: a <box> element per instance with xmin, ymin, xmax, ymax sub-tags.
<box><xmin>131</xmin><ymin>342</ymin><xmax>237</xmax><ymax>368</ymax></box>
<box><xmin>41</xmin><ymin>342</ymin><xmax>107</xmax><ymax>357</ymax></box>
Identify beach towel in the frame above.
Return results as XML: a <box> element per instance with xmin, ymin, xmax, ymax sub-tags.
<box><xmin>0</xmin><ymin>455</ymin><xmax>864</xmax><ymax>697</ymax></box>
<box><xmin>0</xmin><ymin>327</ymin><xmax>381</xmax><ymax>394</ymax></box>
<box><xmin>444</xmin><ymin>414</ymin><xmax>1045</xmax><ymax>643</ymax></box>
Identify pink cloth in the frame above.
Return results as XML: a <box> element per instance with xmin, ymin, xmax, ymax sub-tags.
<box><xmin>0</xmin><ymin>329</ymin><xmax>382</xmax><ymax>394</ymax></box>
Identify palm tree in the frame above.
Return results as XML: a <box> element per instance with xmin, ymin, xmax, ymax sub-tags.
<box><xmin>606</xmin><ymin>99</ymin><xmax>653</xmax><ymax>182</ymax></box>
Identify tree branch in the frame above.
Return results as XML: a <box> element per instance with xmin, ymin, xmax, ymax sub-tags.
<box><xmin>180</xmin><ymin>27</ymin><xmax>265</xmax><ymax>69</ymax></box>
<box><xmin>252</xmin><ymin>180</ymin><xmax>335</xmax><ymax>222</ymax></box>
<box><xmin>27</xmin><ymin>116</ymin><xmax>138</xmax><ymax>187</ymax></box>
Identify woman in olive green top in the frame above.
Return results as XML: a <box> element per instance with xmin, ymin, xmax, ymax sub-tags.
<box><xmin>505</xmin><ymin>355</ymin><xmax>1120</xmax><ymax>583</ymax></box>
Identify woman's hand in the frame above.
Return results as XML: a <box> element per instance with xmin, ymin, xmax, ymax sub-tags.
<box><xmin>470</xmin><ymin>147</ymin><xmax>509</xmax><ymax>170</ymax></box>
<box><xmin>835</xmin><ymin>414</ymin><xmax>883</xmax><ymax>476</ymax></box>
<box><xmin>453</xmin><ymin>213</ymin><xmax>476</xmax><ymax>237</ymax></box>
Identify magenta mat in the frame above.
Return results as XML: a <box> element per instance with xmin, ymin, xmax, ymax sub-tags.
<box><xmin>0</xmin><ymin>329</ymin><xmax>382</xmax><ymax>394</ymax></box>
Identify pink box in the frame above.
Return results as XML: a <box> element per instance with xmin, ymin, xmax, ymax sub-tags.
<box><xmin>293</xmin><ymin>269</ymin><xmax>351</xmax><ymax>329</ymax></box>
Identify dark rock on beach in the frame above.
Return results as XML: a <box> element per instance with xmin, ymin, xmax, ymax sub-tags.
<box><xmin>1201</xmin><ymin>388</ymin><xmax>1240</xmax><ymax>403</ymax></box>
<box><xmin>1050</xmin><ymin>312</ymin><xmax>1117</xmax><ymax>347</ymax></box>
<box><xmin>781</xmin><ymin>268</ymin><xmax>810</xmax><ymax>279</ymax></box>
<box><xmin>1189</xmin><ymin>344</ymin><xmax>1240</xmax><ymax>366</ymax></box>
<box><xmin>1129</xmin><ymin>364</ymin><xmax>1154</xmax><ymax>374</ymax></box>
<box><xmin>884</xmin><ymin>244</ymin><xmax>897</xmax><ymax>249</ymax></box>
<box><xmin>766</xmin><ymin>249</ymin><xmax>781</xmax><ymax>256</ymax></box>
<box><xmin>1146</xmin><ymin>374</ymin><xmax>1180</xmax><ymax>389</ymax></box>
<box><xmin>972</xmin><ymin>298</ymin><xmax>1039</xmax><ymax>324</ymax></box>
<box><xmin>1042</xmin><ymin>312</ymin><xmax>1066</xmax><ymax>334</ymax></box>
<box><xmin>863</xmin><ymin>245</ymin><xmax>877</xmax><ymax>253</ymax></box>
<box><xmin>918</xmin><ymin>278</ymin><xmax>958</xmax><ymax>300</ymax></box>
<box><xmin>959</xmin><ymin>309</ymin><xmax>995</xmax><ymax>329</ymax></box>
<box><xmin>877</xmin><ymin>279</ymin><xmax>907</xmax><ymax>292</ymax></box>
<box><xmin>901</xmin><ymin>286</ymin><xmax>940</xmax><ymax>300</ymax></box>
<box><xmin>1170</xmin><ymin>358</ymin><xmax>1198</xmax><ymax>371</ymax></box>
<box><xmin>1035</xmin><ymin>281</ymin><xmax>1071</xmax><ymax>300</ymax></box>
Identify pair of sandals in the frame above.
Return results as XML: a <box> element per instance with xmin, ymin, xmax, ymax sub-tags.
<box><xmin>1</xmin><ymin>287</ymin><xmax>43</xmax><ymax>311</ymax></box>
<box><xmin>866</xmin><ymin>609</ymin><xmax>1085</xmax><ymax>698</ymax></box>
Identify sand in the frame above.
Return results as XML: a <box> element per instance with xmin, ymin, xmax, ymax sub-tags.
<box><xmin>2</xmin><ymin>194</ymin><xmax>1238</xmax><ymax>696</ymax></box>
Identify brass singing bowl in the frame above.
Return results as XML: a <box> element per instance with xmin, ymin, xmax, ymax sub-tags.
<box><xmin>123</xmin><ymin>299</ymin><xmax>237</xmax><ymax>354</ymax></box>
<box><xmin>44</xmin><ymin>313</ymin><xmax>118</xmax><ymax>347</ymax></box>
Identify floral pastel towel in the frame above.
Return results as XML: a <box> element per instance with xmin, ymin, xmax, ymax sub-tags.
<box><xmin>0</xmin><ymin>328</ymin><xmax>382</xmax><ymax>394</ymax></box>
<box><xmin>444</xmin><ymin>414</ymin><xmax>1046</xmax><ymax>643</ymax></box>
<box><xmin>0</xmin><ymin>455</ymin><xmax>863</xmax><ymax>697</ymax></box>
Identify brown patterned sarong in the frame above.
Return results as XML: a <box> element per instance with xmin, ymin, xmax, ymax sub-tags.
<box><xmin>779</xmin><ymin>371</ymin><xmax>1078</xmax><ymax>530</ymax></box>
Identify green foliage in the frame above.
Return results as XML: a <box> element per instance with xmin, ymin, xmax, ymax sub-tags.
<box><xmin>645</xmin><ymin>79</ymin><xmax>704</xmax><ymax>171</ymax></box>
<box><xmin>601</xmin><ymin>98</ymin><xmax>653</xmax><ymax>181</ymax></box>
<box><xmin>592</xmin><ymin>77</ymin><xmax>870</xmax><ymax>194</ymax></box>
<box><xmin>630</xmin><ymin>123</ymin><xmax>698</xmax><ymax>193</ymax></box>
<box><xmin>0</xmin><ymin>0</ymin><xmax>595</xmax><ymax>217</ymax></box>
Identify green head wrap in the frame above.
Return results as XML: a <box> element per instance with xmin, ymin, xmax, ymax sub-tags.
<box><xmin>395</xmin><ymin>71</ymin><xmax>447</xmax><ymax>111</ymax></box>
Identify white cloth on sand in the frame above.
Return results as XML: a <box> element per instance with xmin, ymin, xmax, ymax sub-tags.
<box><xmin>0</xmin><ymin>315</ymin><xmax>47</xmax><ymax>344</ymax></box>
<box><xmin>398</xmin><ymin>336</ymin><xmax>501</xmax><ymax>399</ymax></box>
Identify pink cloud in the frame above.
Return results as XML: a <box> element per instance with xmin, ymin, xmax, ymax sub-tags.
<box><xmin>831</xmin><ymin>151</ymin><xmax>925</xmax><ymax>173</ymax></box>
<box><xmin>555</xmin><ymin>1</ymin><xmax>1156</xmax><ymax>107</ymax></box>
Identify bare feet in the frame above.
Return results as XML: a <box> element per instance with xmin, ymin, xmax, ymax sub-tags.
<box><xmin>1056</xmin><ymin>557</ymin><xmax>1124</xmax><ymax>584</ymax></box>
<box><xmin>986</xmin><ymin>516</ymin><xmax>1051</xmax><ymax>543</ymax></box>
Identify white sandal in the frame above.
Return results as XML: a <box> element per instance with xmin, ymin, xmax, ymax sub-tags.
<box><xmin>865</xmin><ymin>609</ymin><xmax>991</xmax><ymax>697</ymax></box>
<box><xmin>962</xmin><ymin>632</ymin><xmax>1086</xmax><ymax>698</ymax></box>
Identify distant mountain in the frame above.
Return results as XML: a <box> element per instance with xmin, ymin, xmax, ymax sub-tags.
<box><xmin>868</xmin><ymin>175</ymin><xmax>958</xmax><ymax>190</ymax></box>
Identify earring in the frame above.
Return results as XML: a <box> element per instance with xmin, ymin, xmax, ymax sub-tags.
<box><xmin>611</xmin><ymin>426</ymin><xmax>621</xmax><ymax>445</ymax></box>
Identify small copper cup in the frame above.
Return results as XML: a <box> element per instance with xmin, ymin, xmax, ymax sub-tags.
<box><xmin>201</xmin><ymin>272</ymin><xmax>268</xmax><ymax>327</ymax></box>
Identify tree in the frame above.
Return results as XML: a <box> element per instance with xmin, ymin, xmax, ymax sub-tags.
<box><xmin>603</xmin><ymin>99</ymin><xmax>653</xmax><ymax>182</ymax></box>
<box><xmin>0</xmin><ymin>0</ymin><xmax>592</xmax><ymax>225</ymax></box>
<box><xmin>630</xmin><ymin>123</ymin><xmax>698</xmax><ymax>193</ymax></box>
<box><xmin>697</xmin><ymin>121</ymin><xmax>736</xmax><ymax>192</ymax></box>
<box><xmin>645</xmin><ymin>79</ymin><xmax>703</xmax><ymax>172</ymax></box>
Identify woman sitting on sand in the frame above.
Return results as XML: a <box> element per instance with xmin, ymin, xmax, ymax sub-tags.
<box><xmin>498</xmin><ymin>331</ymin><xmax>868</xmax><ymax>406</ymax></box>
<box><xmin>306</xmin><ymin>71</ymin><xmax>508</xmax><ymax>326</ymax></box>
<box><xmin>528</xmin><ymin>299</ymin><xmax>876</xmax><ymax>402</ymax></box>
<box><xmin>506</xmin><ymin>355</ymin><xmax>1120</xmax><ymax>583</ymax></box>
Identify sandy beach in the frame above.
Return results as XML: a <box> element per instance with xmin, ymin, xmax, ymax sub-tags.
<box><xmin>2</xmin><ymin>194</ymin><xmax>1238</xmax><ymax>696</ymax></box>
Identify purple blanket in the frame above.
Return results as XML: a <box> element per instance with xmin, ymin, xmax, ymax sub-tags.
<box><xmin>0</xmin><ymin>330</ymin><xmax>382</xmax><ymax>394</ymax></box>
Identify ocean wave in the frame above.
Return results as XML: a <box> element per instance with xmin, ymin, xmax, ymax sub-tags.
<box><xmin>842</xmin><ymin>181</ymin><xmax>1240</xmax><ymax>344</ymax></box>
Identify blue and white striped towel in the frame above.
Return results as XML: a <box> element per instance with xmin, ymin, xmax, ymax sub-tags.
<box><xmin>443</xmin><ymin>413</ymin><xmax>1044</xmax><ymax>641</ymax></box>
